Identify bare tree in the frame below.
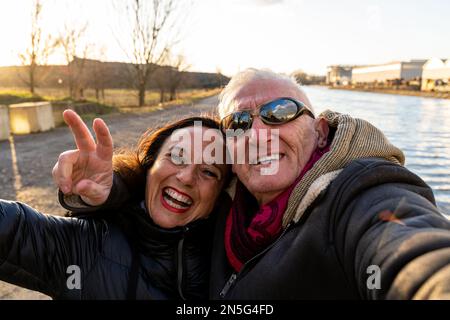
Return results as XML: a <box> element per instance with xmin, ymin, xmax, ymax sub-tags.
<box><xmin>154</xmin><ymin>53</ymin><xmax>189</xmax><ymax>102</ymax></box>
<box><xmin>154</xmin><ymin>67</ymin><xmax>169</xmax><ymax>103</ymax></box>
<box><xmin>113</xmin><ymin>0</ymin><xmax>185</xmax><ymax>106</ymax></box>
<box><xmin>18</xmin><ymin>0</ymin><xmax>56</xmax><ymax>94</ymax></box>
<box><xmin>89</xmin><ymin>46</ymin><xmax>108</xmax><ymax>102</ymax></box>
<box><xmin>216</xmin><ymin>66</ymin><xmax>225</xmax><ymax>88</ymax></box>
<box><xmin>57</xmin><ymin>23</ymin><xmax>91</xmax><ymax>100</ymax></box>
<box><xmin>167</xmin><ymin>54</ymin><xmax>190</xmax><ymax>100</ymax></box>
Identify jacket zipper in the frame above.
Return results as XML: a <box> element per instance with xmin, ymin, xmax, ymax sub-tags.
<box><xmin>177</xmin><ymin>226</ymin><xmax>188</xmax><ymax>300</ymax></box>
<box><xmin>219</xmin><ymin>223</ymin><xmax>293</xmax><ymax>298</ymax></box>
<box><xmin>219</xmin><ymin>273</ymin><xmax>237</xmax><ymax>297</ymax></box>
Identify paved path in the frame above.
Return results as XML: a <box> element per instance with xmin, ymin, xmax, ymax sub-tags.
<box><xmin>0</xmin><ymin>95</ymin><xmax>219</xmax><ymax>299</ymax></box>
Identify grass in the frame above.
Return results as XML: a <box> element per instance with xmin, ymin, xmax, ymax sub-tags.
<box><xmin>0</xmin><ymin>87</ymin><xmax>221</xmax><ymax>128</ymax></box>
<box><xmin>0</xmin><ymin>89</ymin><xmax>46</xmax><ymax>105</ymax></box>
<box><xmin>0</xmin><ymin>87</ymin><xmax>221</xmax><ymax>109</ymax></box>
<box><xmin>118</xmin><ymin>88</ymin><xmax>222</xmax><ymax>113</ymax></box>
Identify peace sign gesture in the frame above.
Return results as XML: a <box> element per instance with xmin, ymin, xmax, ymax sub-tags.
<box><xmin>52</xmin><ymin>110</ymin><xmax>114</xmax><ymax>206</ymax></box>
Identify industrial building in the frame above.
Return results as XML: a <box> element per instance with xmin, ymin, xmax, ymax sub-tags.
<box><xmin>421</xmin><ymin>58</ymin><xmax>450</xmax><ymax>91</ymax></box>
<box><xmin>326</xmin><ymin>65</ymin><xmax>353</xmax><ymax>86</ymax></box>
<box><xmin>351</xmin><ymin>60</ymin><xmax>426</xmax><ymax>84</ymax></box>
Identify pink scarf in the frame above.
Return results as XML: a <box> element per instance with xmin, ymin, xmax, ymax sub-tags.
<box><xmin>225</xmin><ymin>146</ymin><xmax>330</xmax><ymax>272</ymax></box>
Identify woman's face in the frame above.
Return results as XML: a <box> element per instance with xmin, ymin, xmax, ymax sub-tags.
<box><xmin>145</xmin><ymin>126</ymin><xmax>228</xmax><ymax>228</ymax></box>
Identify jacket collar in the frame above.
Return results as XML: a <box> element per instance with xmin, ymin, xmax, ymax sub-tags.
<box><xmin>116</xmin><ymin>202</ymin><xmax>213</xmax><ymax>255</ymax></box>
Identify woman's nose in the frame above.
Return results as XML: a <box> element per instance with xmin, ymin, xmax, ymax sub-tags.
<box><xmin>176</xmin><ymin>165</ymin><xmax>196</xmax><ymax>186</ymax></box>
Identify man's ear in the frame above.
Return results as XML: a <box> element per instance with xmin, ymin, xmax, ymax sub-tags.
<box><xmin>315</xmin><ymin>117</ymin><xmax>329</xmax><ymax>148</ymax></box>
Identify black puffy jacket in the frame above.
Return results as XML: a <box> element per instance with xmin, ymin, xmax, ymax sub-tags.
<box><xmin>0</xmin><ymin>200</ymin><xmax>214</xmax><ymax>299</ymax></box>
<box><xmin>210</xmin><ymin>158</ymin><xmax>450</xmax><ymax>299</ymax></box>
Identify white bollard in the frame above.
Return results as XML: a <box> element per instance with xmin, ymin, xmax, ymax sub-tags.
<box><xmin>9</xmin><ymin>102</ymin><xmax>55</xmax><ymax>134</ymax></box>
<box><xmin>0</xmin><ymin>105</ymin><xmax>10</xmax><ymax>141</ymax></box>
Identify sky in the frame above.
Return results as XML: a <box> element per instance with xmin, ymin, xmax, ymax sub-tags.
<box><xmin>0</xmin><ymin>0</ymin><xmax>449</xmax><ymax>76</ymax></box>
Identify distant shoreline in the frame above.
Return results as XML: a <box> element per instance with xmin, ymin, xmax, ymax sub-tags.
<box><xmin>325</xmin><ymin>86</ymin><xmax>450</xmax><ymax>100</ymax></box>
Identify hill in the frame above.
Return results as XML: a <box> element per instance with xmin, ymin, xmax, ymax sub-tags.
<box><xmin>0</xmin><ymin>58</ymin><xmax>229</xmax><ymax>90</ymax></box>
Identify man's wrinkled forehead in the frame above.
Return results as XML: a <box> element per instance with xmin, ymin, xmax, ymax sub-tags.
<box><xmin>222</xmin><ymin>79</ymin><xmax>311</xmax><ymax>114</ymax></box>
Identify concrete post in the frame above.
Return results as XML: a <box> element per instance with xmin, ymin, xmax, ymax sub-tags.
<box><xmin>0</xmin><ymin>105</ymin><xmax>10</xmax><ymax>141</ymax></box>
<box><xmin>9</xmin><ymin>102</ymin><xmax>55</xmax><ymax>134</ymax></box>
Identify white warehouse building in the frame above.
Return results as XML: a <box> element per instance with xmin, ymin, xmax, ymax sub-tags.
<box><xmin>352</xmin><ymin>60</ymin><xmax>426</xmax><ymax>84</ymax></box>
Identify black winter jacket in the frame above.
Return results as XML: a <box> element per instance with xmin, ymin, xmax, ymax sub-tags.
<box><xmin>0</xmin><ymin>200</ymin><xmax>213</xmax><ymax>299</ymax></box>
<box><xmin>210</xmin><ymin>158</ymin><xmax>450</xmax><ymax>299</ymax></box>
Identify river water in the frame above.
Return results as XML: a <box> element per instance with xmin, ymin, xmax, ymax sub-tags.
<box><xmin>302</xmin><ymin>86</ymin><xmax>450</xmax><ymax>217</ymax></box>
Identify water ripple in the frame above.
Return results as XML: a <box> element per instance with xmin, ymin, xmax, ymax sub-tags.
<box><xmin>304</xmin><ymin>86</ymin><xmax>450</xmax><ymax>217</ymax></box>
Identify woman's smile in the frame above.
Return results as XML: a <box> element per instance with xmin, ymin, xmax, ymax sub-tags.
<box><xmin>161</xmin><ymin>186</ymin><xmax>193</xmax><ymax>214</ymax></box>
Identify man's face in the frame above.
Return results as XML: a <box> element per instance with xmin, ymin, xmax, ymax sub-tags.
<box><xmin>227</xmin><ymin>79</ymin><xmax>320</xmax><ymax>205</ymax></box>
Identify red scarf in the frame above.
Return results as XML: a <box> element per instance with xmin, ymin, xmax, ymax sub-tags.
<box><xmin>225</xmin><ymin>146</ymin><xmax>330</xmax><ymax>272</ymax></box>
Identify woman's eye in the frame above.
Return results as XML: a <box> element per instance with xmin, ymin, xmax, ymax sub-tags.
<box><xmin>168</xmin><ymin>153</ymin><xmax>185</xmax><ymax>165</ymax></box>
<box><xmin>203</xmin><ymin>169</ymin><xmax>218</xmax><ymax>178</ymax></box>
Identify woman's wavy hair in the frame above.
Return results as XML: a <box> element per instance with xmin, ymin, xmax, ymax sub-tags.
<box><xmin>112</xmin><ymin>115</ymin><xmax>230</xmax><ymax>201</ymax></box>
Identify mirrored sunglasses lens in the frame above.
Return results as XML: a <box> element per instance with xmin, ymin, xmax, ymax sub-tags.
<box><xmin>222</xmin><ymin>112</ymin><xmax>251</xmax><ymax>131</ymax></box>
<box><xmin>260</xmin><ymin>99</ymin><xmax>298</xmax><ymax>123</ymax></box>
<box><xmin>237</xmin><ymin>112</ymin><xmax>251</xmax><ymax>130</ymax></box>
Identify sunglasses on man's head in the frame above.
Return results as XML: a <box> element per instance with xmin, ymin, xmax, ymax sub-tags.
<box><xmin>219</xmin><ymin>97</ymin><xmax>315</xmax><ymax>133</ymax></box>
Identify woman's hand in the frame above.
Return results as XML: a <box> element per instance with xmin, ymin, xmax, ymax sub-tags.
<box><xmin>52</xmin><ymin>110</ymin><xmax>114</xmax><ymax>206</ymax></box>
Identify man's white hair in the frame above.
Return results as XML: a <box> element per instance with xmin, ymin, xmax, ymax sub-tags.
<box><xmin>217</xmin><ymin>68</ymin><xmax>314</xmax><ymax>118</ymax></box>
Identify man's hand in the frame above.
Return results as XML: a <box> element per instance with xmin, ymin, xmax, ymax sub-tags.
<box><xmin>52</xmin><ymin>109</ymin><xmax>114</xmax><ymax>206</ymax></box>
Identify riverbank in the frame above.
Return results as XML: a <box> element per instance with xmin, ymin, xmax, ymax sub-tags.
<box><xmin>327</xmin><ymin>86</ymin><xmax>450</xmax><ymax>100</ymax></box>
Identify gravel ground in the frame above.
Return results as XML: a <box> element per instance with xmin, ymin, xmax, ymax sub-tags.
<box><xmin>0</xmin><ymin>95</ymin><xmax>218</xmax><ymax>299</ymax></box>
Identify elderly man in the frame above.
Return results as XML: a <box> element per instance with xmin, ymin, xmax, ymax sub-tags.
<box><xmin>208</xmin><ymin>69</ymin><xmax>450</xmax><ymax>299</ymax></box>
<box><xmin>55</xmin><ymin>68</ymin><xmax>450</xmax><ymax>299</ymax></box>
